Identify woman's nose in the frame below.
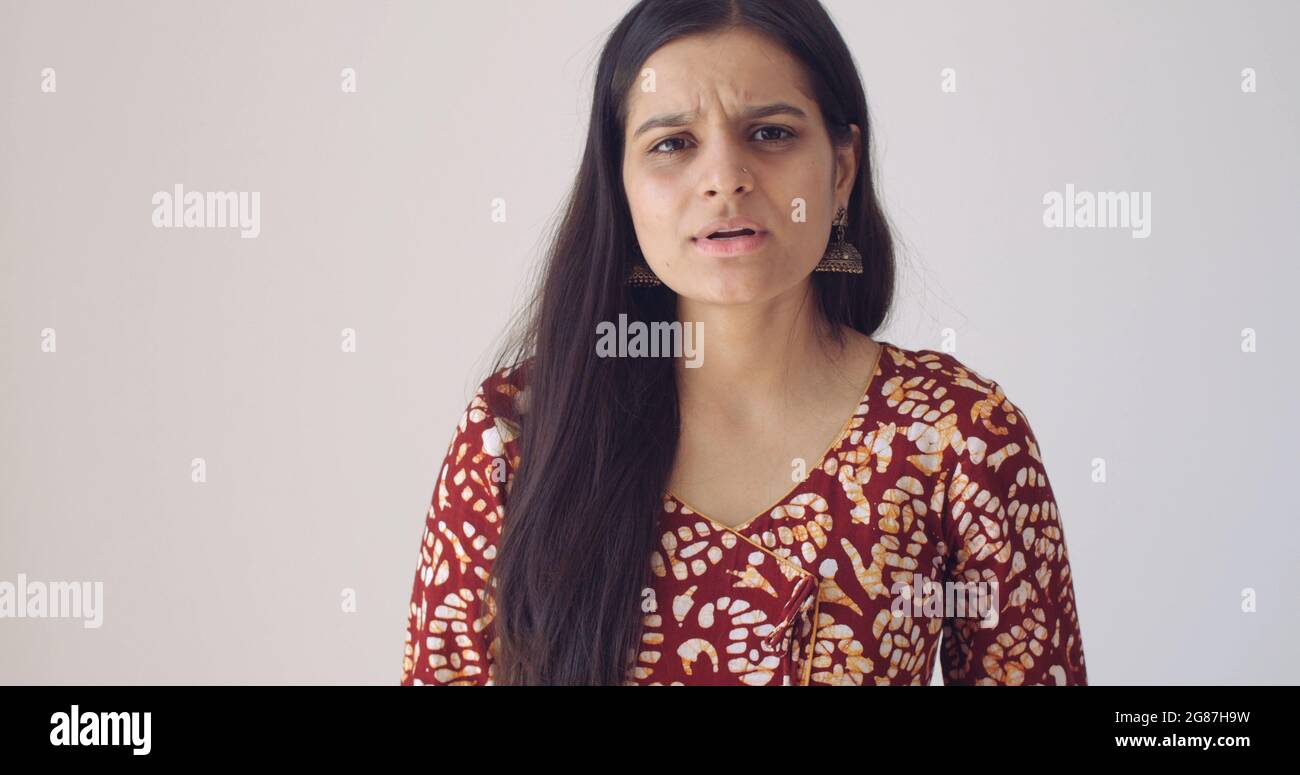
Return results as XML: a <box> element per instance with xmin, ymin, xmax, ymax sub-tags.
<box><xmin>697</xmin><ymin>140</ymin><xmax>753</xmax><ymax>198</ymax></box>
<box><xmin>703</xmin><ymin>175</ymin><xmax>751</xmax><ymax>198</ymax></box>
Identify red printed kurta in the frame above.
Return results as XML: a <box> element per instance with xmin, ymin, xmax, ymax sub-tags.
<box><xmin>400</xmin><ymin>341</ymin><xmax>1088</xmax><ymax>685</ymax></box>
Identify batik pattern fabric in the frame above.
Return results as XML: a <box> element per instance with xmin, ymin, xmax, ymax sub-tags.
<box><xmin>400</xmin><ymin>341</ymin><xmax>1088</xmax><ymax>686</ymax></box>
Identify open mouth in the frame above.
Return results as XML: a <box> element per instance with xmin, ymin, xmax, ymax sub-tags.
<box><xmin>706</xmin><ymin>228</ymin><xmax>758</xmax><ymax>240</ymax></box>
<box><xmin>692</xmin><ymin>227</ymin><xmax>768</xmax><ymax>257</ymax></box>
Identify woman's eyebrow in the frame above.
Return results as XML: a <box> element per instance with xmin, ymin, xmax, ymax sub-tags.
<box><xmin>630</xmin><ymin>101</ymin><xmax>808</xmax><ymax>140</ymax></box>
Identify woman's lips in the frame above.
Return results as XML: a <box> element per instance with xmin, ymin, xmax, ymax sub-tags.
<box><xmin>691</xmin><ymin>231</ymin><xmax>769</xmax><ymax>257</ymax></box>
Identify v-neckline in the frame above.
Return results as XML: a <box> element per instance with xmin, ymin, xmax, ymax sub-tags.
<box><xmin>664</xmin><ymin>340</ymin><xmax>889</xmax><ymax>535</ymax></box>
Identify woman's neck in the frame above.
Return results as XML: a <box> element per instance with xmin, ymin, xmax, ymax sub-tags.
<box><xmin>672</xmin><ymin>281</ymin><xmax>864</xmax><ymax>423</ymax></box>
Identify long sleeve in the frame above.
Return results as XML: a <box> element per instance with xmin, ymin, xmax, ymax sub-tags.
<box><xmin>938</xmin><ymin>378</ymin><xmax>1087</xmax><ymax>685</ymax></box>
<box><xmin>400</xmin><ymin>377</ymin><xmax>516</xmax><ymax>686</ymax></box>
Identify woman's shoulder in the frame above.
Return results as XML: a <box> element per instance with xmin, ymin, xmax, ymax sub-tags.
<box><xmin>872</xmin><ymin>340</ymin><xmax>1049</xmax><ymax>475</ymax></box>
<box><xmin>876</xmin><ymin>337</ymin><xmax>993</xmax><ymax>386</ymax></box>
<box><xmin>418</xmin><ymin>364</ymin><xmax>529</xmax><ymax>556</ymax></box>
<box><xmin>877</xmin><ymin>340</ymin><xmax>1025</xmax><ymax>414</ymax></box>
<box><xmin>479</xmin><ymin>356</ymin><xmax>532</xmax><ymax>425</ymax></box>
<box><xmin>456</xmin><ymin>359</ymin><xmax>531</xmax><ymax>480</ymax></box>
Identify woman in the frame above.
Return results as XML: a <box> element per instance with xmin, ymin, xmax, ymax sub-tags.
<box><xmin>401</xmin><ymin>0</ymin><xmax>1087</xmax><ymax>686</ymax></box>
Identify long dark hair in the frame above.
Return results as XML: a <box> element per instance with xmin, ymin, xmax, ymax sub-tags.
<box><xmin>482</xmin><ymin>0</ymin><xmax>895</xmax><ymax>685</ymax></box>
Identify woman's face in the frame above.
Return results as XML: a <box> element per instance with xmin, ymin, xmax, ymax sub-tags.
<box><xmin>621</xmin><ymin>28</ymin><xmax>860</xmax><ymax>306</ymax></box>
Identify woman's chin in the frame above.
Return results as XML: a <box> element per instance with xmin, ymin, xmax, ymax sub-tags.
<box><xmin>677</xmin><ymin>274</ymin><xmax>787</xmax><ymax>307</ymax></box>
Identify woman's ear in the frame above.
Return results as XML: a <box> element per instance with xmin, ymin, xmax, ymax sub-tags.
<box><xmin>834</xmin><ymin>123</ymin><xmax>862</xmax><ymax>203</ymax></box>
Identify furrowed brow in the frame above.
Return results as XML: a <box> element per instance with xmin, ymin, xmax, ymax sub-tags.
<box><xmin>631</xmin><ymin>102</ymin><xmax>808</xmax><ymax>140</ymax></box>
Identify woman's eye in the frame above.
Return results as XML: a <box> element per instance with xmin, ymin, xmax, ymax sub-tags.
<box><xmin>647</xmin><ymin>126</ymin><xmax>796</xmax><ymax>156</ymax></box>
<box><xmin>650</xmin><ymin>137</ymin><xmax>687</xmax><ymax>155</ymax></box>
<box><xmin>753</xmin><ymin>126</ymin><xmax>795</xmax><ymax>143</ymax></box>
